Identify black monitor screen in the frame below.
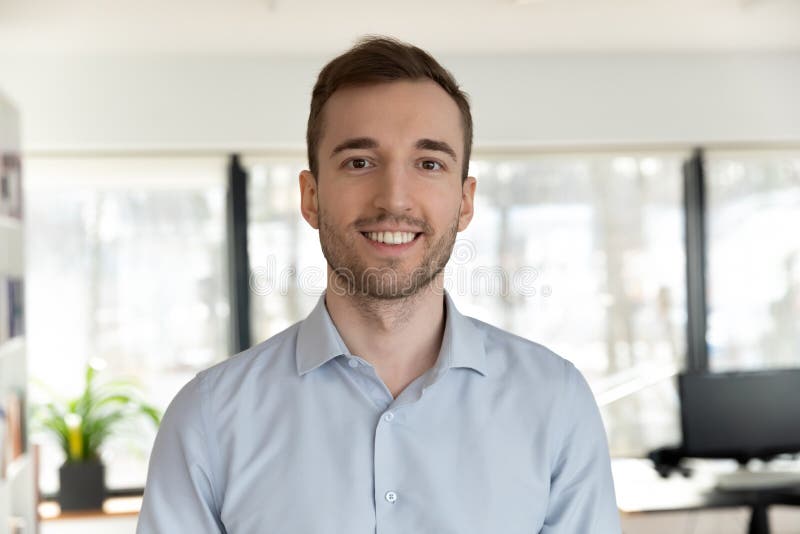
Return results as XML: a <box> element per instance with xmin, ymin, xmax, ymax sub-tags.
<box><xmin>679</xmin><ymin>369</ymin><xmax>800</xmax><ymax>460</ymax></box>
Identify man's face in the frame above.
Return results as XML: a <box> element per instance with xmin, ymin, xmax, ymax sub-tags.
<box><xmin>300</xmin><ymin>80</ymin><xmax>476</xmax><ymax>299</ymax></box>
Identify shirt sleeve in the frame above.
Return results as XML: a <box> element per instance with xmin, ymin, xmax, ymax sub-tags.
<box><xmin>540</xmin><ymin>361</ymin><xmax>621</xmax><ymax>534</ymax></box>
<box><xmin>136</xmin><ymin>373</ymin><xmax>225</xmax><ymax>534</ymax></box>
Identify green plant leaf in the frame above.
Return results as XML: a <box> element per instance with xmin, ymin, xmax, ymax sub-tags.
<box><xmin>31</xmin><ymin>402</ymin><xmax>74</xmax><ymax>458</ymax></box>
<box><xmin>138</xmin><ymin>404</ymin><xmax>162</xmax><ymax>426</ymax></box>
<box><xmin>31</xmin><ymin>362</ymin><xmax>162</xmax><ymax>463</ymax></box>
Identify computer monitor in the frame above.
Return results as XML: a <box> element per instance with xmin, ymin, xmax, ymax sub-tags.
<box><xmin>679</xmin><ymin>369</ymin><xmax>800</xmax><ymax>462</ymax></box>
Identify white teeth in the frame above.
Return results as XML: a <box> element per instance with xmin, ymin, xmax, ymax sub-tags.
<box><xmin>366</xmin><ymin>231</ymin><xmax>416</xmax><ymax>245</ymax></box>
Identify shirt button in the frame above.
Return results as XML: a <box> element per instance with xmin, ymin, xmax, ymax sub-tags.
<box><xmin>385</xmin><ymin>491</ymin><xmax>398</xmax><ymax>504</ymax></box>
<box><xmin>348</xmin><ymin>358</ymin><xmax>359</xmax><ymax>368</ymax></box>
<box><xmin>383</xmin><ymin>412</ymin><xmax>394</xmax><ymax>422</ymax></box>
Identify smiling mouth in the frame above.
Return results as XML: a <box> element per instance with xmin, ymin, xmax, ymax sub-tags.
<box><xmin>361</xmin><ymin>231</ymin><xmax>422</xmax><ymax>245</ymax></box>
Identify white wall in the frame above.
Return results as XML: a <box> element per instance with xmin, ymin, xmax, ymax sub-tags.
<box><xmin>0</xmin><ymin>52</ymin><xmax>798</xmax><ymax>152</ymax></box>
<box><xmin>0</xmin><ymin>91</ymin><xmax>20</xmax><ymax>151</ymax></box>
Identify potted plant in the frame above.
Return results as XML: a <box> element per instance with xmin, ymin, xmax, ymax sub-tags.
<box><xmin>33</xmin><ymin>359</ymin><xmax>161</xmax><ymax>511</ymax></box>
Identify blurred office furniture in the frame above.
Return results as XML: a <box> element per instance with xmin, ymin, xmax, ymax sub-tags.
<box><xmin>616</xmin><ymin>458</ymin><xmax>800</xmax><ymax>534</ymax></box>
<box><xmin>679</xmin><ymin>370</ymin><xmax>800</xmax><ymax>464</ymax></box>
<box><xmin>0</xmin><ymin>93</ymin><xmax>37</xmax><ymax>534</ymax></box>
<box><xmin>637</xmin><ymin>369</ymin><xmax>800</xmax><ymax>534</ymax></box>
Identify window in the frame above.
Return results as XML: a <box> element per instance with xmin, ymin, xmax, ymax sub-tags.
<box><xmin>245</xmin><ymin>157</ymin><xmax>324</xmax><ymax>343</ymax></box>
<box><xmin>455</xmin><ymin>154</ymin><xmax>687</xmax><ymax>456</ymax></box>
<box><xmin>244</xmin><ymin>152</ymin><xmax>689</xmax><ymax>456</ymax></box>
<box><xmin>25</xmin><ymin>156</ymin><xmax>229</xmax><ymax>493</ymax></box>
<box><xmin>706</xmin><ymin>150</ymin><xmax>800</xmax><ymax>371</ymax></box>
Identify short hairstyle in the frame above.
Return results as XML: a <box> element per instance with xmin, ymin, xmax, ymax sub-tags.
<box><xmin>306</xmin><ymin>36</ymin><xmax>473</xmax><ymax>182</ymax></box>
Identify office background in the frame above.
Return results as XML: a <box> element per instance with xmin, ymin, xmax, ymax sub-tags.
<box><xmin>1</xmin><ymin>0</ymin><xmax>800</xmax><ymax>532</ymax></box>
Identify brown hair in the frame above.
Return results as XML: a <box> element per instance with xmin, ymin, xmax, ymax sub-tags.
<box><xmin>306</xmin><ymin>36</ymin><xmax>473</xmax><ymax>181</ymax></box>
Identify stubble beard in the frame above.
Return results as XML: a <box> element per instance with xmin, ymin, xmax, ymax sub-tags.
<box><xmin>318</xmin><ymin>207</ymin><xmax>459</xmax><ymax>301</ymax></box>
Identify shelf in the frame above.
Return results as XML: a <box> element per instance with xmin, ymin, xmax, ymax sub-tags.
<box><xmin>0</xmin><ymin>467</ymin><xmax>29</xmax><ymax>533</ymax></box>
<box><xmin>0</xmin><ymin>452</ymin><xmax>34</xmax><ymax>526</ymax></box>
<box><xmin>1</xmin><ymin>95</ymin><xmax>32</xmax><ymax>534</ymax></box>
<box><xmin>0</xmin><ymin>477</ymin><xmax>7</xmax><ymax>529</ymax></box>
<box><xmin>0</xmin><ymin>215</ymin><xmax>21</xmax><ymax>230</ymax></box>
<box><xmin>0</xmin><ymin>336</ymin><xmax>24</xmax><ymax>363</ymax></box>
<box><xmin>0</xmin><ymin>216</ymin><xmax>24</xmax><ymax>277</ymax></box>
<box><xmin>0</xmin><ymin>337</ymin><xmax>26</xmax><ymax>393</ymax></box>
<box><xmin>4</xmin><ymin>452</ymin><xmax>30</xmax><ymax>482</ymax></box>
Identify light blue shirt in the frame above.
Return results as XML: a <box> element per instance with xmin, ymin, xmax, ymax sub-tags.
<box><xmin>137</xmin><ymin>292</ymin><xmax>621</xmax><ymax>533</ymax></box>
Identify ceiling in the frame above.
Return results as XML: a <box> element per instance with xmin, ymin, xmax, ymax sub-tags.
<box><xmin>1</xmin><ymin>0</ymin><xmax>799</xmax><ymax>55</ymax></box>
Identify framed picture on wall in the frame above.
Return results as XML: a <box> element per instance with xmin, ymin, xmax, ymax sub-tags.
<box><xmin>0</xmin><ymin>280</ymin><xmax>8</xmax><ymax>343</ymax></box>
<box><xmin>7</xmin><ymin>279</ymin><xmax>24</xmax><ymax>338</ymax></box>
<box><xmin>0</xmin><ymin>153</ymin><xmax>22</xmax><ymax>219</ymax></box>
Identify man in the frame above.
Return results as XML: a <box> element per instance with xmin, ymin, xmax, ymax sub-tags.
<box><xmin>137</xmin><ymin>36</ymin><xmax>621</xmax><ymax>533</ymax></box>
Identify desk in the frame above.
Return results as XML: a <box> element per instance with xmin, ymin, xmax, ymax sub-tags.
<box><xmin>614</xmin><ymin>459</ymin><xmax>800</xmax><ymax>534</ymax></box>
<box><xmin>38</xmin><ymin>496</ymin><xmax>142</xmax><ymax>521</ymax></box>
<box><xmin>37</xmin><ymin>498</ymin><xmax>141</xmax><ymax>534</ymax></box>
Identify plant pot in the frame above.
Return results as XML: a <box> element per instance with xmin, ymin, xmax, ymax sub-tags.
<box><xmin>58</xmin><ymin>459</ymin><xmax>106</xmax><ymax>511</ymax></box>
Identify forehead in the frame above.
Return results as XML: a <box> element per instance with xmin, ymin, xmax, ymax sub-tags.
<box><xmin>319</xmin><ymin>80</ymin><xmax>463</xmax><ymax>155</ymax></box>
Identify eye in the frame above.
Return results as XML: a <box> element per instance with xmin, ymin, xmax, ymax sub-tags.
<box><xmin>419</xmin><ymin>160</ymin><xmax>444</xmax><ymax>171</ymax></box>
<box><xmin>345</xmin><ymin>158</ymin><xmax>373</xmax><ymax>170</ymax></box>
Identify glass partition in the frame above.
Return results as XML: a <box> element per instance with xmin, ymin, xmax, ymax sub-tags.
<box><xmin>244</xmin><ymin>151</ymin><xmax>689</xmax><ymax>456</ymax></box>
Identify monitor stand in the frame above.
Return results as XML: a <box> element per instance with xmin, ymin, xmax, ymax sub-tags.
<box><xmin>715</xmin><ymin>467</ymin><xmax>800</xmax><ymax>534</ymax></box>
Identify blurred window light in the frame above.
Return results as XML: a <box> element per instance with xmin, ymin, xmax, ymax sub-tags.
<box><xmin>24</xmin><ymin>156</ymin><xmax>230</xmax><ymax>494</ymax></box>
<box><xmin>244</xmin><ymin>152</ymin><xmax>689</xmax><ymax>457</ymax></box>
<box><xmin>706</xmin><ymin>150</ymin><xmax>800</xmax><ymax>371</ymax></box>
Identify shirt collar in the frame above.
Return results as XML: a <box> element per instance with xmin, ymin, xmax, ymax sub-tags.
<box><xmin>295</xmin><ymin>291</ymin><xmax>488</xmax><ymax>378</ymax></box>
<box><xmin>295</xmin><ymin>293</ymin><xmax>352</xmax><ymax>376</ymax></box>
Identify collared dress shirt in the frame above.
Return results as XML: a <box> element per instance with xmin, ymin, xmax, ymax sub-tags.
<box><xmin>137</xmin><ymin>291</ymin><xmax>621</xmax><ymax>533</ymax></box>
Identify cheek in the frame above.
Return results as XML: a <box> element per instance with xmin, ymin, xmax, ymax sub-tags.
<box><xmin>318</xmin><ymin>182</ymin><xmax>353</xmax><ymax>214</ymax></box>
<box><xmin>318</xmin><ymin>202</ymin><xmax>362</xmax><ymax>237</ymax></box>
<box><xmin>322</xmin><ymin>184</ymin><xmax>393</xmax><ymax>226</ymax></box>
<box><xmin>427</xmin><ymin>196</ymin><xmax>463</xmax><ymax>226</ymax></box>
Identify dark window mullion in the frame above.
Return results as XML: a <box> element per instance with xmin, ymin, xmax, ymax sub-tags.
<box><xmin>227</xmin><ymin>153</ymin><xmax>252</xmax><ymax>354</ymax></box>
<box><xmin>683</xmin><ymin>148</ymin><xmax>709</xmax><ymax>372</ymax></box>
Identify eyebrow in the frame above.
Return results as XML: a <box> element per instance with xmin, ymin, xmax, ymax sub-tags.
<box><xmin>330</xmin><ymin>137</ymin><xmax>378</xmax><ymax>158</ymax></box>
<box><xmin>329</xmin><ymin>136</ymin><xmax>458</xmax><ymax>163</ymax></box>
<box><xmin>416</xmin><ymin>138</ymin><xmax>457</xmax><ymax>162</ymax></box>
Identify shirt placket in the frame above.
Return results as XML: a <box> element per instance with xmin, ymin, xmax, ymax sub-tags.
<box><xmin>339</xmin><ymin>355</ymin><xmax>437</xmax><ymax>534</ymax></box>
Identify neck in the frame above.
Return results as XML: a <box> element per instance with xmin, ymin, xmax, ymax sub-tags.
<box><xmin>324</xmin><ymin>272</ymin><xmax>447</xmax><ymax>398</ymax></box>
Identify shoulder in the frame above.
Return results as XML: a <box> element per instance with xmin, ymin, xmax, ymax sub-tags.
<box><xmin>197</xmin><ymin>321</ymin><xmax>302</xmax><ymax>390</ymax></box>
<box><xmin>461</xmin><ymin>315</ymin><xmax>603</xmax><ymax>456</ymax></box>
<box><xmin>466</xmin><ymin>315</ymin><xmax>576</xmax><ymax>386</ymax></box>
<box><xmin>464</xmin><ymin>318</ymin><xmax>605</xmax><ymax>444</ymax></box>
<box><xmin>163</xmin><ymin>321</ymin><xmax>302</xmax><ymax>422</ymax></box>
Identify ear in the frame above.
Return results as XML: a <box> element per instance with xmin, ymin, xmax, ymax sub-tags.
<box><xmin>457</xmin><ymin>176</ymin><xmax>476</xmax><ymax>232</ymax></box>
<box><xmin>299</xmin><ymin>170</ymin><xmax>320</xmax><ymax>229</ymax></box>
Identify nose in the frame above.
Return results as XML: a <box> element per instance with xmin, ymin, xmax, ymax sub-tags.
<box><xmin>372</xmin><ymin>161</ymin><xmax>413</xmax><ymax>213</ymax></box>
